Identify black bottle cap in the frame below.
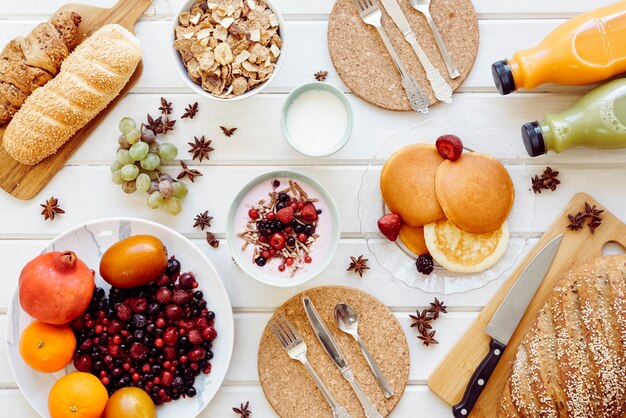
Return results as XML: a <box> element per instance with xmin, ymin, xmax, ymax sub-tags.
<box><xmin>491</xmin><ymin>60</ymin><xmax>516</xmax><ymax>95</ymax></box>
<box><xmin>521</xmin><ymin>121</ymin><xmax>546</xmax><ymax>157</ymax></box>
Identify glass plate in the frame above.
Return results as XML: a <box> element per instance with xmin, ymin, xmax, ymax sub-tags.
<box><xmin>358</xmin><ymin>119</ymin><xmax>536</xmax><ymax>294</ymax></box>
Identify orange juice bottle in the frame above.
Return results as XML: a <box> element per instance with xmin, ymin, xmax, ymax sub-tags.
<box><xmin>492</xmin><ymin>1</ymin><xmax>626</xmax><ymax>95</ymax></box>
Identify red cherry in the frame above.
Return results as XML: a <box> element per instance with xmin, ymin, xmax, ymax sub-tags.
<box><xmin>248</xmin><ymin>208</ymin><xmax>259</xmax><ymax>219</ymax></box>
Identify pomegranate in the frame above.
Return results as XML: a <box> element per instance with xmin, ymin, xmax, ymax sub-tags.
<box><xmin>19</xmin><ymin>251</ymin><xmax>95</xmax><ymax>325</ymax></box>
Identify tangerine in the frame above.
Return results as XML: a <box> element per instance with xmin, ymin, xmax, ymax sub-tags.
<box><xmin>103</xmin><ymin>387</ymin><xmax>157</xmax><ymax>418</ymax></box>
<box><xmin>19</xmin><ymin>320</ymin><xmax>76</xmax><ymax>373</ymax></box>
<box><xmin>48</xmin><ymin>372</ymin><xmax>108</xmax><ymax>418</ymax></box>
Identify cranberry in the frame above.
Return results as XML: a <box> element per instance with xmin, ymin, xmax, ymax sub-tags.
<box><xmin>130</xmin><ymin>297</ymin><xmax>148</xmax><ymax>313</ymax></box>
<box><xmin>178</xmin><ymin>273</ymin><xmax>196</xmax><ymax>290</ymax></box>
<box><xmin>304</xmin><ymin>256</ymin><xmax>312</xmax><ymax>263</ymax></box>
<box><xmin>116</xmin><ymin>304</ymin><xmax>132</xmax><ymax>321</ymax></box>
<box><xmin>74</xmin><ymin>354</ymin><xmax>92</xmax><ymax>372</ymax></box>
<box><xmin>166</xmin><ymin>257</ymin><xmax>181</xmax><ymax>277</ymax></box>
<box><xmin>79</xmin><ymin>339</ymin><xmax>93</xmax><ymax>351</ymax></box>
<box><xmin>202</xmin><ymin>327</ymin><xmax>217</xmax><ymax>341</ymax></box>
<box><xmin>163</xmin><ymin>327</ymin><xmax>179</xmax><ymax>346</ymax></box>
<box><xmin>155</xmin><ymin>318</ymin><xmax>166</xmax><ymax>328</ymax></box>
<box><xmin>166</xmin><ymin>304</ymin><xmax>184</xmax><ymax>320</ymax></box>
<box><xmin>172</xmin><ymin>290</ymin><xmax>192</xmax><ymax>305</ymax></box>
<box><xmin>188</xmin><ymin>348</ymin><xmax>206</xmax><ymax>362</ymax></box>
<box><xmin>278</xmin><ymin>265</ymin><xmax>285</xmax><ymax>272</ymax></box>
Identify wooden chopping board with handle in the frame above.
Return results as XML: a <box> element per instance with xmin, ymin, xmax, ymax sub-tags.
<box><xmin>0</xmin><ymin>0</ymin><xmax>152</xmax><ymax>200</ymax></box>
<box><xmin>428</xmin><ymin>192</ymin><xmax>626</xmax><ymax>416</ymax></box>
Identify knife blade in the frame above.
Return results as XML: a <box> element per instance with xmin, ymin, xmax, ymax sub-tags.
<box><xmin>303</xmin><ymin>297</ymin><xmax>383</xmax><ymax>418</ymax></box>
<box><xmin>452</xmin><ymin>234</ymin><xmax>563</xmax><ymax>418</ymax></box>
<box><xmin>379</xmin><ymin>0</ymin><xmax>452</xmax><ymax>103</ymax></box>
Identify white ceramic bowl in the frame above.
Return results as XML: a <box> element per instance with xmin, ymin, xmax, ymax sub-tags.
<box><xmin>6</xmin><ymin>218</ymin><xmax>234</xmax><ymax>418</ymax></box>
<box><xmin>171</xmin><ymin>0</ymin><xmax>286</xmax><ymax>101</ymax></box>
<box><xmin>226</xmin><ymin>170</ymin><xmax>340</xmax><ymax>287</ymax></box>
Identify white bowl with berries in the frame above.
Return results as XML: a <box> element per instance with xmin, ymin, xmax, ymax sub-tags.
<box><xmin>226</xmin><ymin>170</ymin><xmax>340</xmax><ymax>287</ymax></box>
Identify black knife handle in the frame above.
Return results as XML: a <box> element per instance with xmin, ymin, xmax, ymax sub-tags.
<box><xmin>452</xmin><ymin>338</ymin><xmax>506</xmax><ymax>418</ymax></box>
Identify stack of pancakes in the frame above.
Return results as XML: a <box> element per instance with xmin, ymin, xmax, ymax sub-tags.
<box><xmin>380</xmin><ymin>143</ymin><xmax>514</xmax><ymax>273</ymax></box>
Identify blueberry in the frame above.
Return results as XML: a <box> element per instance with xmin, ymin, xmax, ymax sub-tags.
<box><xmin>166</xmin><ymin>258</ymin><xmax>181</xmax><ymax>277</ymax></box>
<box><xmin>294</xmin><ymin>224</ymin><xmax>304</xmax><ymax>233</ymax></box>
<box><xmin>94</xmin><ymin>287</ymin><xmax>105</xmax><ymax>299</ymax></box>
<box><xmin>276</xmin><ymin>202</ymin><xmax>286</xmax><ymax>210</ymax></box>
<box><xmin>317</xmin><ymin>209</ymin><xmax>322</xmax><ymax>214</ymax></box>
<box><xmin>255</xmin><ymin>256</ymin><xmax>267</xmax><ymax>267</ymax></box>
<box><xmin>186</xmin><ymin>387</ymin><xmax>197</xmax><ymax>397</ymax></box>
<box><xmin>278</xmin><ymin>192</ymin><xmax>289</xmax><ymax>202</ymax></box>
<box><xmin>304</xmin><ymin>225</ymin><xmax>313</xmax><ymax>235</ymax></box>
<box><xmin>206</xmin><ymin>311</ymin><xmax>215</xmax><ymax>320</ymax></box>
<box><xmin>132</xmin><ymin>314</ymin><xmax>147</xmax><ymax>329</ymax></box>
<box><xmin>287</xmin><ymin>237</ymin><xmax>296</xmax><ymax>247</ymax></box>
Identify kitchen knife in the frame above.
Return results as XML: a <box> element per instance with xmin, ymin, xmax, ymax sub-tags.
<box><xmin>452</xmin><ymin>234</ymin><xmax>563</xmax><ymax>418</ymax></box>
<box><xmin>379</xmin><ymin>0</ymin><xmax>452</xmax><ymax>103</ymax></box>
<box><xmin>303</xmin><ymin>297</ymin><xmax>383</xmax><ymax>418</ymax></box>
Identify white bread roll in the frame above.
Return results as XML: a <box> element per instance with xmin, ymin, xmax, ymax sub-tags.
<box><xmin>3</xmin><ymin>24</ymin><xmax>141</xmax><ymax>165</ymax></box>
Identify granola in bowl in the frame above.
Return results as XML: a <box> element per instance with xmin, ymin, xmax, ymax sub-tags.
<box><xmin>173</xmin><ymin>0</ymin><xmax>283</xmax><ymax>99</ymax></box>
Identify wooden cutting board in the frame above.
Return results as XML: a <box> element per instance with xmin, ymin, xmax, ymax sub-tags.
<box><xmin>0</xmin><ymin>0</ymin><xmax>152</xmax><ymax>200</ymax></box>
<box><xmin>428</xmin><ymin>192</ymin><xmax>626</xmax><ymax>416</ymax></box>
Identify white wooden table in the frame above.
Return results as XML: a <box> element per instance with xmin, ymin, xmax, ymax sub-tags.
<box><xmin>1</xmin><ymin>0</ymin><xmax>625</xmax><ymax>416</ymax></box>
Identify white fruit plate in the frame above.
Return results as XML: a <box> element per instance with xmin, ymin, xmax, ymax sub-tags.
<box><xmin>6</xmin><ymin>217</ymin><xmax>234</xmax><ymax>418</ymax></box>
<box><xmin>358</xmin><ymin>119</ymin><xmax>537</xmax><ymax>294</ymax></box>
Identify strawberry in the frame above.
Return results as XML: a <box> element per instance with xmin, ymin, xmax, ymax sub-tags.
<box><xmin>277</xmin><ymin>206</ymin><xmax>294</xmax><ymax>225</ymax></box>
<box><xmin>377</xmin><ymin>213</ymin><xmax>402</xmax><ymax>241</ymax></box>
<box><xmin>300</xmin><ymin>203</ymin><xmax>318</xmax><ymax>222</ymax></box>
<box><xmin>435</xmin><ymin>134</ymin><xmax>464</xmax><ymax>161</ymax></box>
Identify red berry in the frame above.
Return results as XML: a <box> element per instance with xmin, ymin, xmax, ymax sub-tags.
<box><xmin>297</xmin><ymin>202</ymin><xmax>305</xmax><ymax>210</ymax></box>
<box><xmin>276</xmin><ymin>206</ymin><xmax>294</xmax><ymax>225</ymax></box>
<box><xmin>284</xmin><ymin>227</ymin><xmax>292</xmax><ymax>234</ymax></box>
<box><xmin>298</xmin><ymin>233</ymin><xmax>307</xmax><ymax>243</ymax></box>
<box><xmin>154</xmin><ymin>338</ymin><xmax>164</xmax><ymax>348</ymax></box>
<box><xmin>300</xmin><ymin>203</ymin><xmax>318</xmax><ymax>222</ymax></box>
<box><xmin>262</xmin><ymin>250</ymin><xmax>271</xmax><ymax>259</ymax></box>
<box><xmin>435</xmin><ymin>134</ymin><xmax>464</xmax><ymax>161</ymax></box>
<box><xmin>266</xmin><ymin>212</ymin><xmax>276</xmax><ymax>221</ymax></box>
<box><xmin>202</xmin><ymin>326</ymin><xmax>217</xmax><ymax>341</ymax></box>
<box><xmin>304</xmin><ymin>256</ymin><xmax>312</xmax><ymax>263</ymax></box>
<box><xmin>248</xmin><ymin>208</ymin><xmax>259</xmax><ymax>219</ymax></box>
<box><xmin>155</xmin><ymin>318</ymin><xmax>166</xmax><ymax>328</ymax></box>
<box><xmin>258</xmin><ymin>235</ymin><xmax>268</xmax><ymax>243</ymax></box>
<box><xmin>101</xmin><ymin>377</ymin><xmax>110</xmax><ymax>385</ymax></box>
<box><xmin>290</xmin><ymin>203</ymin><xmax>298</xmax><ymax>210</ymax></box>
<box><xmin>377</xmin><ymin>213</ymin><xmax>402</xmax><ymax>241</ymax></box>
<box><xmin>285</xmin><ymin>258</ymin><xmax>294</xmax><ymax>267</ymax></box>
<box><xmin>278</xmin><ymin>265</ymin><xmax>285</xmax><ymax>272</ymax></box>
<box><xmin>188</xmin><ymin>329</ymin><xmax>203</xmax><ymax>346</ymax></box>
<box><xmin>269</xmin><ymin>232</ymin><xmax>286</xmax><ymax>250</ymax></box>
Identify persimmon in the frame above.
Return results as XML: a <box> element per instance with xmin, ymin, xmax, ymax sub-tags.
<box><xmin>19</xmin><ymin>320</ymin><xmax>76</xmax><ymax>373</ymax></box>
<box><xmin>48</xmin><ymin>372</ymin><xmax>108</xmax><ymax>418</ymax></box>
<box><xmin>99</xmin><ymin>235</ymin><xmax>167</xmax><ymax>288</ymax></box>
<box><xmin>103</xmin><ymin>387</ymin><xmax>156</xmax><ymax>418</ymax></box>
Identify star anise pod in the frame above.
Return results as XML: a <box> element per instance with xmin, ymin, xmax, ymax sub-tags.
<box><xmin>188</xmin><ymin>135</ymin><xmax>214</xmax><ymax>162</ymax></box>
<box><xmin>409</xmin><ymin>309</ymin><xmax>432</xmax><ymax>335</ymax></box>
<box><xmin>161</xmin><ymin>117</ymin><xmax>176</xmax><ymax>134</ymax></box>
<box><xmin>418</xmin><ymin>330</ymin><xmax>439</xmax><ymax>346</ymax></box>
<box><xmin>145</xmin><ymin>113</ymin><xmax>163</xmax><ymax>134</ymax></box>
<box><xmin>584</xmin><ymin>202</ymin><xmax>604</xmax><ymax>219</ymax></box>
<box><xmin>314</xmin><ymin>70</ymin><xmax>328</xmax><ymax>81</ymax></box>
<box><xmin>193</xmin><ymin>211</ymin><xmax>213</xmax><ymax>230</ymax></box>
<box><xmin>567</xmin><ymin>212</ymin><xmax>585</xmax><ymax>231</ymax></box>
<box><xmin>427</xmin><ymin>297</ymin><xmax>448</xmax><ymax>320</ymax></box>
<box><xmin>40</xmin><ymin>197</ymin><xmax>65</xmax><ymax>221</ymax></box>
<box><xmin>177</xmin><ymin>161</ymin><xmax>203</xmax><ymax>182</ymax></box>
<box><xmin>181</xmin><ymin>102</ymin><xmax>198</xmax><ymax>119</ymax></box>
<box><xmin>541</xmin><ymin>166</ymin><xmax>560</xmax><ymax>191</ymax></box>
<box><xmin>347</xmin><ymin>255</ymin><xmax>369</xmax><ymax>277</ymax></box>
<box><xmin>206</xmin><ymin>231</ymin><xmax>220</xmax><ymax>248</ymax></box>
<box><xmin>588</xmin><ymin>217</ymin><xmax>603</xmax><ymax>234</ymax></box>
<box><xmin>233</xmin><ymin>401</ymin><xmax>251</xmax><ymax>418</ymax></box>
<box><xmin>159</xmin><ymin>97</ymin><xmax>173</xmax><ymax>115</ymax></box>
<box><xmin>531</xmin><ymin>175</ymin><xmax>544</xmax><ymax>194</ymax></box>
<box><xmin>220</xmin><ymin>126</ymin><xmax>237</xmax><ymax>137</ymax></box>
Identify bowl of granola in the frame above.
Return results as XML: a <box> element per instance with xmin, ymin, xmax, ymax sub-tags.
<box><xmin>226</xmin><ymin>171</ymin><xmax>341</xmax><ymax>287</ymax></box>
<box><xmin>172</xmin><ymin>0</ymin><xmax>285</xmax><ymax>100</ymax></box>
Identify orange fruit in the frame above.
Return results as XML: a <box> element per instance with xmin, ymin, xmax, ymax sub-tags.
<box><xmin>398</xmin><ymin>224</ymin><xmax>428</xmax><ymax>256</ymax></box>
<box><xmin>19</xmin><ymin>320</ymin><xmax>76</xmax><ymax>373</ymax></box>
<box><xmin>48</xmin><ymin>372</ymin><xmax>108</xmax><ymax>418</ymax></box>
<box><xmin>103</xmin><ymin>387</ymin><xmax>157</xmax><ymax>418</ymax></box>
<box><xmin>99</xmin><ymin>235</ymin><xmax>168</xmax><ymax>288</ymax></box>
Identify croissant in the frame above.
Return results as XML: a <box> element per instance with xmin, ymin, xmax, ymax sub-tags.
<box><xmin>2</xmin><ymin>24</ymin><xmax>142</xmax><ymax>165</ymax></box>
<box><xmin>0</xmin><ymin>11</ymin><xmax>81</xmax><ymax>125</ymax></box>
<box><xmin>498</xmin><ymin>255</ymin><xmax>626</xmax><ymax>418</ymax></box>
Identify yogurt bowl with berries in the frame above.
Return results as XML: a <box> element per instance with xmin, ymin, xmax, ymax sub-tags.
<box><xmin>226</xmin><ymin>171</ymin><xmax>340</xmax><ymax>287</ymax></box>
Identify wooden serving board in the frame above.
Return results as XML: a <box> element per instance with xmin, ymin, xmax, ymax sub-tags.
<box><xmin>0</xmin><ymin>0</ymin><xmax>152</xmax><ymax>200</ymax></box>
<box><xmin>428</xmin><ymin>192</ymin><xmax>626</xmax><ymax>416</ymax></box>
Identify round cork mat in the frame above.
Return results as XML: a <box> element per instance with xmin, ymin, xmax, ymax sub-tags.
<box><xmin>258</xmin><ymin>286</ymin><xmax>409</xmax><ymax>418</ymax></box>
<box><xmin>328</xmin><ymin>0</ymin><xmax>479</xmax><ymax>110</ymax></box>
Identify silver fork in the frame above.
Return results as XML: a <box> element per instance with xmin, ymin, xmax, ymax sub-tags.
<box><xmin>409</xmin><ymin>0</ymin><xmax>460</xmax><ymax>79</ymax></box>
<box><xmin>269</xmin><ymin>313</ymin><xmax>353</xmax><ymax>418</ymax></box>
<box><xmin>355</xmin><ymin>0</ymin><xmax>429</xmax><ymax>114</ymax></box>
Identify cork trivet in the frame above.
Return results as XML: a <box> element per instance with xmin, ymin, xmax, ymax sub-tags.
<box><xmin>258</xmin><ymin>286</ymin><xmax>409</xmax><ymax>418</ymax></box>
<box><xmin>328</xmin><ymin>0</ymin><xmax>479</xmax><ymax>110</ymax></box>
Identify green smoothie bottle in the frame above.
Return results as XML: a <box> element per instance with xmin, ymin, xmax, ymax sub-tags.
<box><xmin>522</xmin><ymin>78</ymin><xmax>626</xmax><ymax>156</ymax></box>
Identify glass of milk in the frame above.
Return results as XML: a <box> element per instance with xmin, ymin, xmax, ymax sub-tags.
<box><xmin>281</xmin><ymin>82</ymin><xmax>353</xmax><ymax>157</ymax></box>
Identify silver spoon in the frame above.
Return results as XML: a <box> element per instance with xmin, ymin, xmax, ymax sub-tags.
<box><xmin>334</xmin><ymin>303</ymin><xmax>395</xmax><ymax>398</ymax></box>
<box><xmin>409</xmin><ymin>0</ymin><xmax>460</xmax><ymax>79</ymax></box>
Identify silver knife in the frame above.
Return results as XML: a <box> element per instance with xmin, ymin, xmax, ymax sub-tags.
<box><xmin>380</xmin><ymin>0</ymin><xmax>453</xmax><ymax>103</ymax></box>
<box><xmin>303</xmin><ymin>297</ymin><xmax>383</xmax><ymax>418</ymax></box>
<box><xmin>452</xmin><ymin>234</ymin><xmax>564</xmax><ymax>418</ymax></box>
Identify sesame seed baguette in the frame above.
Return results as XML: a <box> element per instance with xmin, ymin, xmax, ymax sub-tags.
<box><xmin>2</xmin><ymin>24</ymin><xmax>141</xmax><ymax>165</ymax></box>
<box><xmin>498</xmin><ymin>255</ymin><xmax>626</xmax><ymax>418</ymax></box>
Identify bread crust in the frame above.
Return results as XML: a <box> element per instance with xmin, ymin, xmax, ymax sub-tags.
<box><xmin>3</xmin><ymin>24</ymin><xmax>141</xmax><ymax>165</ymax></box>
<box><xmin>498</xmin><ymin>255</ymin><xmax>626</xmax><ymax>418</ymax></box>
